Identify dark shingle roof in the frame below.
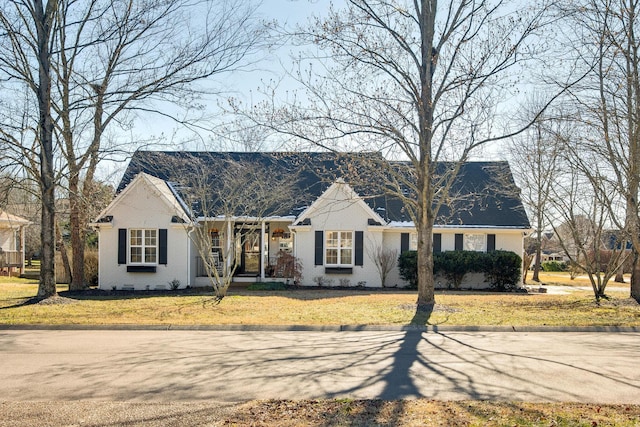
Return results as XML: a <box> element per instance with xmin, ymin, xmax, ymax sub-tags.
<box><xmin>118</xmin><ymin>151</ymin><xmax>530</xmax><ymax>228</ymax></box>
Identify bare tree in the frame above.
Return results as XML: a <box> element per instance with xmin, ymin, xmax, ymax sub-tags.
<box><xmin>46</xmin><ymin>0</ymin><xmax>268</xmax><ymax>291</ymax></box>
<box><xmin>157</xmin><ymin>153</ymin><xmax>300</xmax><ymax>302</ymax></box>
<box><xmin>368</xmin><ymin>240</ymin><xmax>397</xmax><ymax>288</ymax></box>
<box><xmin>546</xmin><ymin>158</ymin><xmax>630</xmax><ymax>301</ymax></box>
<box><xmin>239</xmin><ymin>0</ymin><xmax>568</xmax><ymax>307</ymax></box>
<box><xmin>0</xmin><ymin>0</ymin><xmax>58</xmax><ymax>298</ymax></box>
<box><xmin>508</xmin><ymin>107</ymin><xmax>563</xmax><ymax>283</ymax></box>
<box><xmin>560</xmin><ymin>0</ymin><xmax>640</xmax><ymax>301</ymax></box>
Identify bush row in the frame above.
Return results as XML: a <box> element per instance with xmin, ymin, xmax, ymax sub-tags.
<box><xmin>398</xmin><ymin>250</ymin><xmax>522</xmax><ymax>291</ymax></box>
<box><xmin>541</xmin><ymin>260</ymin><xmax>567</xmax><ymax>272</ymax></box>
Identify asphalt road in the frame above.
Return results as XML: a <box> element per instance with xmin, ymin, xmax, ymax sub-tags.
<box><xmin>1</xmin><ymin>329</ymin><xmax>638</xmax><ymax>404</ymax></box>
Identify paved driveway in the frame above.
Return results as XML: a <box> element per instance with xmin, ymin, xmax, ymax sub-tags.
<box><xmin>1</xmin><ymin>329</ymin><xmax>638</xmax><ymax>403</ymax></box>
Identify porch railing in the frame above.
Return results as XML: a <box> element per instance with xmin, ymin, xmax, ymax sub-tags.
<box><xmin>196</xmin><ymin>253</ymin><xmax>223</xmax><ymax>277</ymax></box>
<box><xmin>0</xmin><ymin>250</ymin><xmax>22</xmax><ymax>268</ymax></box>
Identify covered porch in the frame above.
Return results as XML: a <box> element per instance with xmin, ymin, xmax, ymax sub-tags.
<box><xmin>194</xmin><ymin>218</ymin><xmax>296</xmax><ymax>285</ymax></box>
<box><xmin>0</xmin><ymin>211</ymin><xmax>30</xmax><ymax>276</ymax></box>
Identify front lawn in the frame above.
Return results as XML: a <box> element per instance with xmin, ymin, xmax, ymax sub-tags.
<box><xmin>0</xmin><ymin>278</ymin><xmax>638</xmax><ymax>327</ymax></box>
<box><xmin>1</xmin><ymin>277</ymin><xmax>638</xmax><ymax>426</ymax></box>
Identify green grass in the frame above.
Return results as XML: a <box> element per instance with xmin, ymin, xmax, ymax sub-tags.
<box><xmin>0</xmin><ymin>277</ymin><xmax>638</xmax><ymax>327</ymax></box>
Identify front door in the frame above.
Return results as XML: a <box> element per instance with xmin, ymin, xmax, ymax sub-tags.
<box><xmin>239</xmin><ymin>230</ymin><xmax>261</xmax><ymax>275</ymax></box>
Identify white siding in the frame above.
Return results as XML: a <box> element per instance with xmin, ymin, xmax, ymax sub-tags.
<box><xmin>97</xmin><ymin>177</ymin><xmax>190</xmax><ymax>291</ymax></box>
<box><xmin>293</xmin><ymin>182</ymin><xmax>527</xmax><ymax>289</ymax></box>
<box><xmin>293</xmin><ymin>182</ymin><xmax>384</xmax><ymax>287</ymax></box>
<box><xmin>98</xmin><ymin>174</ymin><xmax>527</xmax><ymax>291</ymax></box>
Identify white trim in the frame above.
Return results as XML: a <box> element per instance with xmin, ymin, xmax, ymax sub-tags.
<box><xmin>196</xmin><ymin>215</ymin><xmax>296</xmax><ymax>222</ymax></box>
<box><xmin>295</xmin><ymin>180</ymin><xmax>386</xmax><ymax>226</ymax></box>
<box><xmin>128</xmin><ymin>228</ymin><xmax>158</xmax><ymax>265</ymax></box>
<box><xmin>385</xmin><ymin>223</ymin><xmax>532</xmax><ymax>233</ymax></box>
<box><xmin>324</xmin><ymin>230</ymin><xmax>354</xmax><ymax>267</ymax></box>
<box><xmin>93</xmin><ymin>173</ymin><xmax>193</xmax><ymax>225</ymax></box>
<box><xmin>260</xmin><ymin>221</ymin><xmax>266</xmax><ymax>280</ymax></box>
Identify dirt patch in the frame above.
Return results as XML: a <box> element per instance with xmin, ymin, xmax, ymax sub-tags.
<box><xmin>35</xmin><ymin>295</ymin><xmax>76</xmax><ymax>305</ymax></box>
<box><xmin>605</xmin><ymin>297</ymin><xmax>639</xmax><ymax>307</ymax></box>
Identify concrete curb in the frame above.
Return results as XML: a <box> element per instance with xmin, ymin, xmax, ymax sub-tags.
<box><xmin>1</xmin><ymin>323</ymin><xmax>639</xmax><ymax>333</ymax></box>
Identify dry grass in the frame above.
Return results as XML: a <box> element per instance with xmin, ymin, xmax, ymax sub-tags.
<box><xmin>228</xmin><ymin>399</ymin><xmax>640</xmax><ymax>427</ymax></box>
<box><xmin>1</xmin><ymin>277</ymin><xmax>639</xmax><ymax>426</ymax></box>
<box><xmin>529</xmin><ymin>271</ymin><xmax>631</xmax><ymax>288</ymax></box>
<box><xmin>0</xmin><ymin>278</ymin><xmax>638</xmax><ymax>327</ymax></box>
<box><xmin>1</xmin><ymin>400</ymin><xmax>639</xmax><ymax>426</ymax></box>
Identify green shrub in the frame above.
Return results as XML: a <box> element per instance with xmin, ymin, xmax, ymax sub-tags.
<box><xmin>542</xmin><ymin>260</ymin><xmax>566</xmax><ymax>272</ymax></box>
<box><xmin>483</xmin><ymin>250</ymin><xmax>522</xmax><ymax>291</ymax></box>
<box><xmin>247</xmin><ymin>282</ymin><xmax>287</xmax><ymax>291</ymax></box>
<box><xmin>398</xmin><ymin>251</ymin><xmax>418</xmax><ymax>289</ymax></box>
<box><xmin>398</xmin><ymin>250</ymin><xmax>523</xmax><ymax>291</ymax></box>
<box><xmin>434</xmin><ymin>251</ymin><xmax>484</xmax><ymax>289</ymax></box>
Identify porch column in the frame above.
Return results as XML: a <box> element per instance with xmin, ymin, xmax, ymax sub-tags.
<box><xmin>226</xmin><ymin>220</ymin><xmax>233</xmax><ymax>274</ymax></box>
<box><xmin>260</xmin><ymin>221</ymin><xmax>266</xmax><ymax>280</ymax></box>
<box><xmin>19</xmin><ymin>225</ymin><xmax>25</xmax><ymax>275</ymax></box>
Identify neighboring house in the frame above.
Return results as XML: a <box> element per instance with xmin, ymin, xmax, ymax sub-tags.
<box><xmin>0</xmin><ymin>211</ymin><xmax>30</xmax><ymax>276</ymax></box>
<box><xmin>93</xmin><ymin>151</ymin><xmax>531</xmax><ymax>290</ymax></box>
<box><xmin>529</xmin><ymin>252</ymin><xmax>569</xmax><ymax>269</ymax></box>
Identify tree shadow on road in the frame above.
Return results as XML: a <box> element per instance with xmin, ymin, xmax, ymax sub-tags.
<box><xmin>378</xmin><ymin>304</ymin><xmax>434</xmax><ymax>399</ymax></box>
<box><xmin>353</xmin><ymin>305</ymin><xmax>434</xmax><ymax>426</ymax></box>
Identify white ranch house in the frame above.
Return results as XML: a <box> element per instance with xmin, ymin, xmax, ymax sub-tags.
<box><xmin>93</xmin><ymin>151</ymin><xmax>531</xmax><ymax>290</ymax></box>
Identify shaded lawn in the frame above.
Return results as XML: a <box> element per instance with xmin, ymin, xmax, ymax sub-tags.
<box><xmin>0</xmin><ymin>280</ymin><xmax>638</xmax><ymax>327</ymax></box>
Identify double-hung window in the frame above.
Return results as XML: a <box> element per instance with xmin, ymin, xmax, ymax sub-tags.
<box><xmin>326</xmin><ymin>231</ymin><xmax>353</xmax><ymax>266</ymax></box>
<box><xmin>130</xmin><ymin>229</ymin><xmax>157</xmax><ymax>264</ymax></box>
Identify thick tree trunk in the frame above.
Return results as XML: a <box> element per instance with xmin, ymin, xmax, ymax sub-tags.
<box><xmin>56</xmin><ymin>222</ymin><xmax>72</xmax><ymax>284</ymax></box>
<box><xmin>35</xmin><ymin>0</ymin><xmax>57</xmax><ymax>299</ymax></box>
<box><xmin>416</xmin><ymin>215</ymin><xmax>435</xmax><ymax>307</ymax></box>
<box><xmin>631</xmin><ymin>250</ymin><xmax>640</xmax><ymax>302</ymax></box>
<box><xmin>38</xmin><ymin>186</ymin><xmax>56</xmax><ymax>298</ymax></box>
<box><xmin>68</xmin><ymin>177</ymin><xmax>86</xmax><ymax>290</ymax></box>
<box><xmin>415</xmin><ymin>0</ymin><xmax>437</xmax><ymax>309</ymax></box>
<box><xmin>532</xmin><ymin>242</ymin><xmax>542</xmax><ymax>282</ymax></box>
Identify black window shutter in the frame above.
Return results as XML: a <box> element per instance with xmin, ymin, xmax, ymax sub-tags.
<box><xmin>118</xmin><ymin>229</ymin><xmax>127</xmax><ymax>264</ymax></box>
<box><xmin>314</xmin><ymin>231</ymin><xmax>324</xmax><ymax>265</ymax></box>
<box><xmin>433</xmin><ymin>233</ymin><xmax>442</xmax><ymax>253</ymax></box>
<box><xmin>487</xmin><ymin>234</ymin><xmax>496</xmax><ymax>252</ymax></box>
<box><xmin>355</xmin><ymin>231</ymin><xmax>364</xmax><ymax>266</ymax></box>
<box><xmin>455</xmin><ymin>233</ymin><xmax>463</xmax><ymax>251</ymax></box>
<box><xmin>159</xmin><ymin>229</ymin><xmax>168</xmax><ymax>264</ymax></box>
<box><xmin>400</xmin><ymin>232</ymin><xmax>409</xmax><ymax>253</ymax></box>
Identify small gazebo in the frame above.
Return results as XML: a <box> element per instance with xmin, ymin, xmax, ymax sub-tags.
<box><xmin>0</xmin><ymin>211</ymin><xmax>30</xmax><ymax>276</ymax></box>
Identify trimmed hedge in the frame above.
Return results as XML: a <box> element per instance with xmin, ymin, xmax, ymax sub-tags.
<box><xmin>398</xmin><ymin>250</ymin><xmax>522</xmax><ymax>291</ymax></box>
<box><xmin>397</xmin><ymin>250</ymin><xmax>418</xmax><ymax>288</ymax></box>
<box><xmin>482</xmin><ymin>250</ymin><xmax>523</xmax><ymax>291</ymax></box>
<box><xmin>434</xmin><ymin>250</ymin><xmax>484</xmax><ymax>289</ymax></box>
